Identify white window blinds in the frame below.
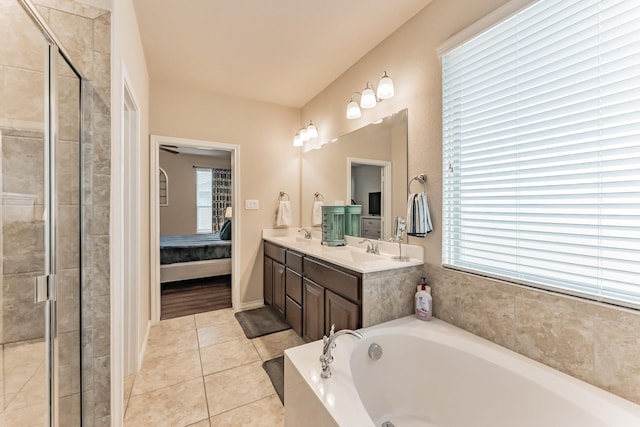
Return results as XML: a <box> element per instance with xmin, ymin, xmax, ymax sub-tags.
<box><xmin>442</xmin><ymin>0</ymin><xmax>640</xmax><ymax>308</ymax></box>
<box><xmin>196</xmin><ymin>168</ymin><xmax>213</xmax><ymax>233</ymax></box>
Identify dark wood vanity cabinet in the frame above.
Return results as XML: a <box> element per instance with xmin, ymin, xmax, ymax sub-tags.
<box><xmin>285</xmin><ymin>250</ymin><xmax>304</xmax><ymax>336</ymax></box>
<box><xmin>263</xmin><ymin>241</ymin><xmax>286</xmax><ymax>317</ymax></box>
<box><xmin>263</xmin><ymin>240</ymin><xmax>362</xmax><ymax>341</ymax></box>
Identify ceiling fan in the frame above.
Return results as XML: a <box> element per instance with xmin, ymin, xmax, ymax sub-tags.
<box><xmin>160</xmin><ymin>145</ymin><xmax>180</xmax><ymax>154</ymax></box>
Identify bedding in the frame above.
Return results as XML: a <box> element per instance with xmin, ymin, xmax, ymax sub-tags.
<box><xmin>160</xmin><ymin>233</ymin><xmax>232</xmax><ymax>265</ymax></box>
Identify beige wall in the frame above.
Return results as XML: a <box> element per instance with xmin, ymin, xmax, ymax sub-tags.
<box><xmin>112</xmin><ymin>0</ymin><xmax>150</xmax><ymax>422</ymax></box>
<box><xmin>301</xmin><ymin>0</ymin><xmax>640</xmax><ymax>404</ymax></box>
<box><xmin>150</xmin><ymin>81</ymin><xmax>300</xmax><ymax>306</ymax></box>
<box><xmin>159</xmin><ymin>151</ymin><xmax>230</xmax><ymax>235</ymax></box>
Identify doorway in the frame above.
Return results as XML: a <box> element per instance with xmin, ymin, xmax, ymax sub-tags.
<box><xmin>347</xmin><ymin>157</ymin><xmax>392</xmax><ymax>239</ymax></box>
<box><xmin>150</xmin><ymin>135</ymin><xmax>240</xmax><ymax>323</ymax></box>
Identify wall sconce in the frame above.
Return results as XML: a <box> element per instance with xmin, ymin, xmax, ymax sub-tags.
<box><xmin>345</xmin><ymin>71</ymin><xmax>395</xmax><ymax>120</ymax></box>
<box><xmin>293</xmin><ymin>120</ymin><xmax>319</xmax><ymax>147</ymax></box>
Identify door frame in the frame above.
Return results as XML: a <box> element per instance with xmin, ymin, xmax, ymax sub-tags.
<box><xmin>149</xmin><ymin>135</ymin><xmax>240</xmax><ymax>323</ymax></box>
<box><xmin>122</xmin><ymin>72</ymin><xmax>141</xmax><ymax>375</ymax></box>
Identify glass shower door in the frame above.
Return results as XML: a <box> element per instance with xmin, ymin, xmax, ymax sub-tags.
<box><xmin>0</xmin><ymin>0</ymin><xmax>49</xmax><ymax>425</ymax></box>
<box><xmin>54</xmin><ymin>50</ymin><xmax>82</xmax><ymax>427</ymax></box>
<box><xmin>0</xmin><ymin>2</ymin><xmax>83</xmax><ymax>426</ymax></box>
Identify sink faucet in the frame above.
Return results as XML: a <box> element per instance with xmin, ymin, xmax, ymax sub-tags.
<box><xmin>319</xmin><ymin>324</ymin><xmax>363</xmax><ymax>379</ymax></box>
<box><xmin>358</xmin><ymin>238</ymin><xmax>379</xmax><ymax>254</ymax></box>
<box><xmin>298</xmin><ymin>228</ymin><xmax>313</xmax><ymax>239</ymax></box>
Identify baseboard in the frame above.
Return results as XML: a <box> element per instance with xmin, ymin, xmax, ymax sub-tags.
<box><xmin>138</xmin><ymin>321</ymin><xmax>151</xmax><ymax>371</ymax></box>
<box><xmin>236</xmin><ymin>299</ymin><xmax>265</xmax><ymax>312</ymax></box>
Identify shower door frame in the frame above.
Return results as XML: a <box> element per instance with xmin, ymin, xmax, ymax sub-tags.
<box><xmin>18</xmin><ymin>1</ymin><xmax>85</xmax><ymax>426</ymax></box>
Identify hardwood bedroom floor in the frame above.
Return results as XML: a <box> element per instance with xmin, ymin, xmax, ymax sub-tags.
<box><xmin>161</xmin><ymin>275</ymin><xmax>232</xmax><ymax>320</ymax></box>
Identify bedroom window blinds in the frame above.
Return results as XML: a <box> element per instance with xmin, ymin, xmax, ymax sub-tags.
<box><xmin>196</xmin><ymin>168</ymin><xmax>232</xmax><ymax>234</ymax></box>
<box><xmin>196</xmin><ymin>168</ymin><xmax>213</xmax><ymax>233</ymax></box>
<box><xmin>442</xmin><ymin>0</ymin><xmax>640</xmax><ymax>309</ymax></box>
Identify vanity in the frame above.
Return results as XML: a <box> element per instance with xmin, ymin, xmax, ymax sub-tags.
<box><xmin>263</xmin><ymin>229</ymin><xmax>423</xmax><ymax>341</ymax></box>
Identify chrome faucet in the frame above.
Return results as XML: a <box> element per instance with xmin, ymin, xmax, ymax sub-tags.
<box><xmin>319</xmin><ymin>324</ymin><xmax>363</xmax><ymax>379</ymax></box>
<box><xmin>358</xmin><ymin>238</ymin><xmax>379</xmax><ymax>254</ymax></box>
<box><xmin>298</xmin><ymin>228</ymin><xmax>313</xmax><ymax>239</ymax></box>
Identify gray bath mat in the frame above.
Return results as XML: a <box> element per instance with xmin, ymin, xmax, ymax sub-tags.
<box><xmin>262</xmin><ymin>356</ymin><xmax>284</xmax><ymax>404</ymax></box>
<box><xmin>234</xmin><ymin>306</ymin><xmax>290</xmax><ymax>339</ymax></box>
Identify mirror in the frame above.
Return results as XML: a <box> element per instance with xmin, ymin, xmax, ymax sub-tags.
<box><xmin>301</xmin><ymin>109</ymin><xmax>408</xmax><ymax>240</ymax></box>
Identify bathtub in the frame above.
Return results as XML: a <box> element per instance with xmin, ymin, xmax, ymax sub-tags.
<box><xmin>284</xmin><ymin>316</ymin><xmax>640</xmax><ymax>427</ymax></box>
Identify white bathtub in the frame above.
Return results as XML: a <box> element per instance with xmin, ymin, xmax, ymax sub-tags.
<box><xmin>284</xmin><ymin>316</ymin><xmax>640</xmax><ymax>427</ymax></box>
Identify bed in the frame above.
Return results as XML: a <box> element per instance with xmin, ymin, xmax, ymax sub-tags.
<box><xmin>160</xmin><ymin>232</ymin><xmax>232</xmax><ymax>283</ymax></box>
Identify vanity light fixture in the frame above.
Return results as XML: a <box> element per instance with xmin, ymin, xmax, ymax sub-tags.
<box><xmin>293</xmin><ymin>120</ymin><xmax>320</xmax><ymax>147</ymax></box>
<box><xmin>346</xmin><ymin>71</ymin><xmax>395</xmax><ymax>119</ymax></box>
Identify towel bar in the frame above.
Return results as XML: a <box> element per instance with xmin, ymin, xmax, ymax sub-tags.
<box><xmin>279</xmin><ymin>191</ymin><xmax>290</xmax><ymax>201</ymax></box>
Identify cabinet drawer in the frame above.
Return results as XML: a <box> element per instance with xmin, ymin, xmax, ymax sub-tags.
<box><xmin>286</xmin><ymin>296</ymin><xmax>303</xmax><ymax>336</ymax></box>
<box><xmin>285</xmin><ymin>268</ymin><xmax>303</xmax><ymax>305</ymax></box>
<box><xmin>286</xmin><ymin>250</ymin><xmax>303</xmax><ymax>273</ymax></box>
<box><xmin>264</xmin><ymin>241</ymin><xmax>286</xmax><ymax>264</ymax></box>
<box><xmin>303</xmin><ymin>257</ymin><xmax>360</xmax><ymax>302</ymax></box>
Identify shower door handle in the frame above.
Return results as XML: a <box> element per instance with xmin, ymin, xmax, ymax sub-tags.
<box><xmin>34</xmin><ymin>275</ymin><xmax>53</xmax><ymax>303</ymax></box>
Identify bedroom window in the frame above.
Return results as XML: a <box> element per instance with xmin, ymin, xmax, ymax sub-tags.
<box><xmin>441</xmin><ymin>0</ymin><xmax>640</xmax><ymax>308</ymax></box>
<box><xmin>196</xmin><ymin>167</ymin><xmax>232</xmax><ymax>234</ymax></box>
<box><xmin>196</xmin><ymin>168</ymin><xmax>213</xmax><ymax>233</ymax></box>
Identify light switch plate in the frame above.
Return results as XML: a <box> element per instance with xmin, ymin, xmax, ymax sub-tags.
<box><xmin>245</xmin><ymin>199</ymin><xmax>259</xmax><ymax>210</ymax></box>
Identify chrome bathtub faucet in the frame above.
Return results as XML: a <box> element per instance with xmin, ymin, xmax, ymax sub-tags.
<box><xmin>319</xmin><ymin>324</ymin><xmax>363</xmax><ymax>379</ymax></box>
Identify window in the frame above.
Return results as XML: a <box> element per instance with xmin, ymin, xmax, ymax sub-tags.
<box><xmin>195</xmin><ymin>167</ymin><xmax>232</xmax><ymax>234</ymax></box>
<box><xmin>196</xmin><ymin>168</ymin><xmax>213</xmax><ymax>233</ymax></box>
<box><xmin>442</xmin><ymin>0</ymin><xmax>640</xmax><ymax>308</ymax></box>
<box><xmin>159</xmin><ymin>167</ymin><xmax>168</xmax><ymax>206</ymax></box>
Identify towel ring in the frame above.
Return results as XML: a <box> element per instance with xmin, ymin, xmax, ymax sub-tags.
<box><xmin>408</xmin><ymin>173</ymin><xmax>427</xmax><ymax>194</ymax></box>
<box><xmin>314</xmin><ymin>192</ymin><xmax>324</xmax><ymax>201</ymax></box>
<box><xmin>279</xmin><ymin>191</ymin><xmax>290</xmax><ymax>201</ymax></box>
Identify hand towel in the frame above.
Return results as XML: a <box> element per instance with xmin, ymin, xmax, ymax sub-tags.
<box><xmin>407</xmin><ymin>191</ymin><xmax>433</xmax><ymax>236</ymax></box>
<box><xmin>275</xmin><ymin>200</ymin><xmax>292</xmax><ymax>227</ymax></box>
<box><xmin>312</xmin><ymin>200</ymin><xmax>324</xmax><ymax>226</ymax></box>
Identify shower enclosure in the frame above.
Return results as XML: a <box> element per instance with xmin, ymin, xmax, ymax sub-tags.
<box><xmin>1</xmin><ymin>0</ymin><xmax>83</xmax><ymax>425</ymax></box>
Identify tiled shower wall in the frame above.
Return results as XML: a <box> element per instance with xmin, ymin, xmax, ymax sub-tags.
<box><xmin>427</xmin><ymin>264</ymin><xmax>640</xmax><ymax>405</ymax></box>
<box><xmin>35</xmin><ymin>1</ymin><xmax>112</xmax><ymax>426</ymax></box>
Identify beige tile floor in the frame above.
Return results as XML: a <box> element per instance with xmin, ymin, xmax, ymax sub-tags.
<box><xmin>0</xmin><ymin>340</ymin><xmax>47</xmax><ymax>426</ymax></box>
<box><xmin>124</xmin><ymin>308</ymin><xmax>304</xmax><ymax>427</ymax></box>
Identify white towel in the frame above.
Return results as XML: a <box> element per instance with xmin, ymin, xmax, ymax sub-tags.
<box><xmin>275</xmin><ymin>200</ymin><xmax>292</xmax><ymax>227</ymax></box>
<box><xmin>407</xmin><ymin>192</ymin><xmax>433</xmax><ymax>236</ymax></box>
<box><xmin>312</xmin><ymin>201</ymin><xmax>324</xmax><ymax>226</ymax></box>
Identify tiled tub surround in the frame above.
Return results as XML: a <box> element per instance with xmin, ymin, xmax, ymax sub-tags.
<box><xmin>285</xmin><ymin>315</ymin><xmax>640</xmax><ymax>426</ymax></box>
<box><xmin>427</xmin><ymin>264</ymin><xmax>640</xmax><ymax>405</ymax></box>
<box><xmin>263</xmin><ymin>229</ymin><xmax>424</xmax><ymax>329</ymax></box>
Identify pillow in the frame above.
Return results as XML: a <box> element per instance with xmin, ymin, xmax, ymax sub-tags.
<box><xmin>220</xmin><ymin>219</ymin><xmax>232</xmax><ymax>240</ymax></box>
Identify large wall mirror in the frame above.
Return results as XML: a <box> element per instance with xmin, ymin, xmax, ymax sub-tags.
<box><xmin>301</xmin><ymin>109</ymin><xmax>408</xmax><ymax>240</ymax></box>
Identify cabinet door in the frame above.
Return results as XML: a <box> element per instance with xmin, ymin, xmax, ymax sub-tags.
<box><xmin>303</xmin><ymin>278</ymin><xmax>325</xmax><ymax>342</ymax></box>
<box><xmin>273</xmin><ymin>261</ymin><xmax>286</xmax><ymax>316</ymax></box>
<box><xmin>263</xmin><ymin>256</ymin><xmax>273</xmax><ymax>306</ymax></box>
<box><xmin>325</xmin><ymin>290</ymin><xmax>359</xmax><ymax>333</ymax></box>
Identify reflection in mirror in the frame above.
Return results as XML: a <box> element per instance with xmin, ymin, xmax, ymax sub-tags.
<box><xmin>301</xmin><ymin>109</ymin><xmax>408</xmax><ymax>240</ymax></box>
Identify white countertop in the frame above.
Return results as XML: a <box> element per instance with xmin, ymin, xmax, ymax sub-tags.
<box><xmin>262</xmin><ymin>228</ymin><xmax>424</xmax><ymax>273</ymax></box>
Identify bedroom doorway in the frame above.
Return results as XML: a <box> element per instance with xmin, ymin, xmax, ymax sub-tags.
<box><xmin>150</xmin><ymin>135</ymin><xmax>240</xmax><ymax>324</ymax></box>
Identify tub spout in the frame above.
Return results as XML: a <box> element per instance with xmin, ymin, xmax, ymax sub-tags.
<box><xmin>319</xmin><ymin>324</ymin><xmax>363</xmax><ymax>379</ymax></box>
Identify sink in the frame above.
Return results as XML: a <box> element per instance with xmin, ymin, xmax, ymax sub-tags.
<box><xmin>322</xmin><ymin>247</ymin><xmax>386</xmax><ymax>263</ymax></box>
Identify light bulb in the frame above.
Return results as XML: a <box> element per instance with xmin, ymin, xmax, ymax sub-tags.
<box><xmin>376</xmin><ymin>72</ymin><xmax>394</xmax><ymax>100</ymax></box>
<box><xmin>300</xmin><ymin>127</ymin><xmax>309</xmax><ymax>142</ymax></box>
<box><xmin>346</xmin><ymin>99</ymin><xmax>361</xmax><ymax>119</ymax></box>
<box><xmin>293</xmin><ymin>133</ymin><xmax>303</xmax><ymax>147</ymax></box>
<box><xmin>307</xmin><ymin>121</ymin><xmax>318</xmax><ymax>138</ymax></box>
<box><xmin>360</xmin><ymin>83</ymin><xmax>376</xmax><ymax>109</ymax></box>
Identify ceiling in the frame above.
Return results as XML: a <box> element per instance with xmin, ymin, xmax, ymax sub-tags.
<box><xmin>132</xmin><ymin>0</ymin><xmax>432</xmax><ymax>108</ymax></box>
